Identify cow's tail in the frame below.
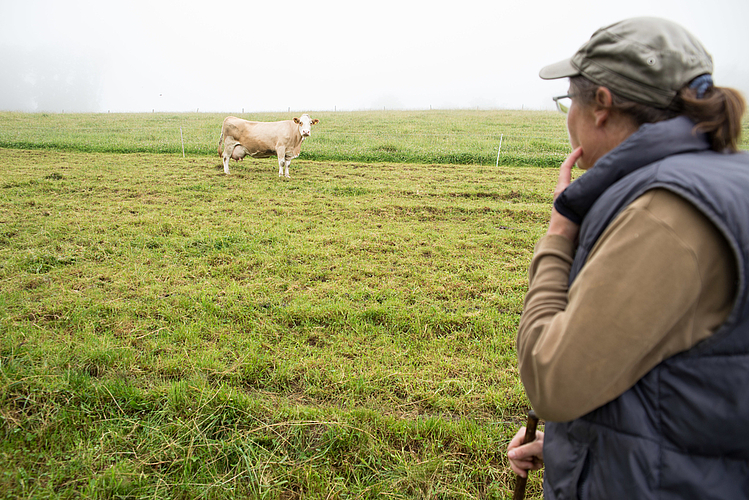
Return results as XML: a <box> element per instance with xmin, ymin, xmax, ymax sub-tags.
<box><xmin>217</xmin><ymin>130</ymin><xmax>224</xmax><ymax>157</ymax></box>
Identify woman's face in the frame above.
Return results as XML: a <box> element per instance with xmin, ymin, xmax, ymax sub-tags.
<box><xmin>565</xmin><ymin>91</ymin><xmax>601</xmax><ymax>171</ymax></box>
<box><xmin>565</xmin><ymin>84</ymin><xmax>637</xmax><ymax>171</ymax></box>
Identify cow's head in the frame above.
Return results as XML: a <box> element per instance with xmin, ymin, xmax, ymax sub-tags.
<box><xmin>294</xmin><ymin>114</ymin><xmax>319</xmax><ymax>138</ymax></box>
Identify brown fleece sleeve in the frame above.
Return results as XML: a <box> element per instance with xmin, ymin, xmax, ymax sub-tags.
<box><xmin>517</xmin><ymin>189</ymin><xmax>736</xmax><ymax>422</ymax></box>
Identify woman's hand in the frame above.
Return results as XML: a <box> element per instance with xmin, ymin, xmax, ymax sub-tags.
<box><xmin>547</xmin><ymin>147</ymin><xmax>583</xmax><ymax>243</ymax></box>
<box><xmin>507</xmin><ymin>427</ymin><xmax>545</xmax><ymax>478</ymax></box>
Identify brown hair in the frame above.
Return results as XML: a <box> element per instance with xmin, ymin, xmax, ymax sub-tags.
<box><xmin>570</xmin><ymin>76</ymin><xmax>746</xmax><ymax>152</ymax></box>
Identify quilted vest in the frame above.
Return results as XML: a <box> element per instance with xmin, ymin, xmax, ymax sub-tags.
<box><xmin>543</xmin><ymin>117</ymin><xmax>749</xmax><ymax>499</ymax></box>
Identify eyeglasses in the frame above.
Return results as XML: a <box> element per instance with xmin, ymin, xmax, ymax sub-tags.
<box><xmin>552</xmin><ymin>94</ymin><xmax>573</xmax><ymax>114</ymax></box>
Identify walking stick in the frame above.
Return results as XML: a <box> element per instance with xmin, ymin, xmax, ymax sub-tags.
<box><xmin>512</xmin><ymin>410</ymin><xmax>540</xmax><ymax>500</ymax></box>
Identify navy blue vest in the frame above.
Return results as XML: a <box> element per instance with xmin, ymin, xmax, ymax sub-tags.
<box><xmin>543</xmin><ymin>117</ymin><xmax>749</xmax><ymax>499</ymax></box>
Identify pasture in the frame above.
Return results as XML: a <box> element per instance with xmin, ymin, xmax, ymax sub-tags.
<box><xmin>0</xmin><ymin>109</ymin><xmax>572</xmax><ymax>168</ymax></box>
<box><xmin>1</xmin><ymin>110</ymin><xmax>747</xmax><ymax>499</ymax></box>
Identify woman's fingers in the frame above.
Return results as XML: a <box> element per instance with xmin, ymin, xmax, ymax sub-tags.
<box><xmin>553</xmin><ymin>147</ymin><xmax>583</xmax><ymax>201</ymax></box>
<box><xmin>507</xmin><ymin>427</ymin><xmax>545</xmax><ymax>477</ymax></box>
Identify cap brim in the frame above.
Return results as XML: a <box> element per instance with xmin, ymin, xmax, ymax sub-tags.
<box><xmin>539</xmin><ymin>58</ymin><xmax>579</xmax><ymax>80</ymax></box>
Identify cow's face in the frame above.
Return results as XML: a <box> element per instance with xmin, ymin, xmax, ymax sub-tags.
<box><xmin>294</xmin><ymin>114</ymin><xmax>319</xmax><ymax>138</ymax></box>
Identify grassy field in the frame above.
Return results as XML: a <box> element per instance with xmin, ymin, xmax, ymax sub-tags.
<box><xmin>1</xmin><ymin>110</ymin><xmax>747</xmax><ymax>499</ymax></box>
<box><xmin>0</xmin><ymin>110</ymin><xmax>575</xmax><ymax>168</ymax></box>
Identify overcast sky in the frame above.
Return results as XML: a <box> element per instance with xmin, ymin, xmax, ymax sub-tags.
<box><xmin>1</xmin><ymin>0</ymin><xmax>747</xmax><ymax>113</ymax></box>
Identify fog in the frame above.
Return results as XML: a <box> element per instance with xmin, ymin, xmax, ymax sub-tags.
<box><xmin>1</xmin><ymin>0</ymin><xmax>747</xmax><ymax>113</ymax></box>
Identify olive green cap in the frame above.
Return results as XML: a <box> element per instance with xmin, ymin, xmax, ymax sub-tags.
<box><xmin>539</xmin><ymin>17</ymin><xmax>713</xmax><ymax>109</ymax></box>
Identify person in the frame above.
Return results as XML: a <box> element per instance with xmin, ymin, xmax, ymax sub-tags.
<box><xmin>506</xmin><ymin>17</ymin><xmax>748</xmax><ymax>499</ymax></box>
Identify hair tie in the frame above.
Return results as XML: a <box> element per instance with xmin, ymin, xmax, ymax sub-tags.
<box><xmin>689</xmin><ymin>74</ymin><xmax>713</xmax><ymax>99</ymax></box>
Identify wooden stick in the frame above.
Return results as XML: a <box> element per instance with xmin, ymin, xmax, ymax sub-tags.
<box><xmin>512</xmin><ymin>410</ymin><xmax>540</xmax><ymax>500</ymax></box>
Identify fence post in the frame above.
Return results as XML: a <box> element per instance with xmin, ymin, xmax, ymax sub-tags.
<box><xmin>495</xmin><ymin>134</ymin><xmax>503</xmax><ymax>167</ymax></box>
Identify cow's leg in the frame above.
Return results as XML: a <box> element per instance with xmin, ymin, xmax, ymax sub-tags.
<box><xmin>284</xmin><ymin>159</ymin><xmax>291</xmax><ymax>178</ymax></box>
<box><xmin>222</xmin><ymin>137</ymin><xmax>246</xmax><ymax>174</ymax></box>
<box><xmin>276</xmin><ymin>158</ymin><xmax>284</xmax><ymax>177</ymax></box>
<box><xmin>276</xmin><ymin>147</ymin><xmax>287</xmax><ymax>178</ymax></box>
<box><xmin>222</xmin><ymin>138</ymin><xmax>236</xmax><ymax>174</ymax></box>
<box><xmin>222</xmin><ymin>151</ymin><xmax>231</xmax><ymax>174</ymax></box>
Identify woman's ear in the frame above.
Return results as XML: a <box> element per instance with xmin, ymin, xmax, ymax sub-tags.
<box><xmin>593</xmin><ymin>87</ymin><xmax>613</xmax><ymax>127</ymax></box>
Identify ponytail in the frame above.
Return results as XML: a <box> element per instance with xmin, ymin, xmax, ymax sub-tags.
<box><xmin>680</xmin><ymin>86</ymin><xmax>746</xmax><ymax>153</ymax></box>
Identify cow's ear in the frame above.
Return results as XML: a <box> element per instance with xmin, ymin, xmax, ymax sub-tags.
<box><xmin>293</xmin><ymin>117</ymin><xmax>301</xmax><ymax>124</ymax></box>
<box><xmin>312</xmin><ymin>119</ymin><xmax>319</xmax><ymax>125</ymax></box>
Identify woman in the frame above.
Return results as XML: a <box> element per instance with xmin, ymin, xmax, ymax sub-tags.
<box><xmin>507</xmin><ymin>17</ymin><xmax>748</xmax><ymax>499</ymax></box>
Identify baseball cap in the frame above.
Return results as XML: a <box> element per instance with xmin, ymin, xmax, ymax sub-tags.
<box><xmin>539</xmin><ymin>17</ymin><xmax>713</xmax><ymax>109</ymax></box>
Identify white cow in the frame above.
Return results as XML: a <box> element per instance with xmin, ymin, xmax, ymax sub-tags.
<box><xmin>217</xmin><ymin>114</ymin><xmax>319</xmax><ymax>178</ymax></box>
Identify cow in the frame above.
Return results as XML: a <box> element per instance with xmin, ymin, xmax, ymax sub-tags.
<box><xmin>217</xmin><ymin>114</ymin><xmax>319</xmax><ymax>178</ymax></box>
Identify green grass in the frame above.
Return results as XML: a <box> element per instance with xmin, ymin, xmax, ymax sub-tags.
<box><xmin>1</xmin><ymin>137</ymin><xmax>554</xmax><ymax>498</ymax></box>
<box><xmin>0</xmin><ymin>110</ymin><xmax>575</xmax><ymax>168</ymax></box>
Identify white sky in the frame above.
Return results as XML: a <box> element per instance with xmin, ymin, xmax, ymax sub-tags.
<box><xmin>1</xmin><ymin>0</ymin><xmax>747</xmax><ymax>113</ymax></box>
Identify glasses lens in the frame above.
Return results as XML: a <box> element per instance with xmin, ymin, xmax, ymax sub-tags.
<box><xmin>554</xmin><ymin>96</ymin><xmax>571</xmax><ymax>114</ymax></box>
